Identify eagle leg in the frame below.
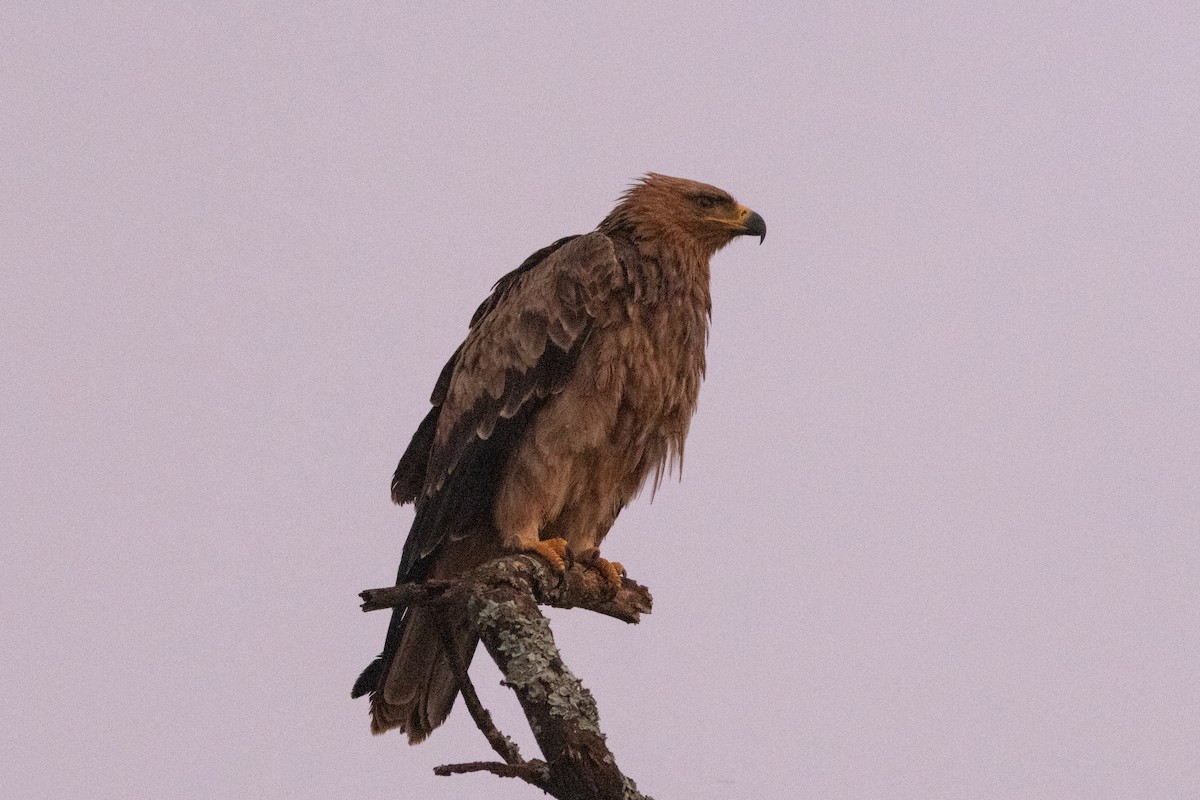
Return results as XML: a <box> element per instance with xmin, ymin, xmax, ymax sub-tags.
<box><xmin>577</xmin><ymin>548</ymin><xmax>626</xmax><ymax>594</ymax></box>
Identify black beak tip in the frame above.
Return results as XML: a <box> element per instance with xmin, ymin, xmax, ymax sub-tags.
<box><xmin>743</xmin><ymin>210</ymin><xmax>766</xmax><ymax>244</ymax></box>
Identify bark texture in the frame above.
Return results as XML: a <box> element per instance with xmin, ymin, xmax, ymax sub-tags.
<box><xmin>360</xmin><ymin>554</ymin><xmax>655</xmax><ymax>800</ymax></box>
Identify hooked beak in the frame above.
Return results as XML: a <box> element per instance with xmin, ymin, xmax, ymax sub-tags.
<box><xmin>734</xmin><ymin>205</ymin><xmax>766</xmax><ymax>243</ymax></box>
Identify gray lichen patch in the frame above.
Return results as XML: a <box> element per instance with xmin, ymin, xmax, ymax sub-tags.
<box><xmin>468</xmin><ymin>596</ymin><xmax>515</xmax><ymax>629</ymax></box>
<box><xmin>470</xmin><ymin>591</ymin><xmax>604</xmax><ymax>737</ymax></box>
<box><xmin>545</xmin><ymin>675</ymin><xmax>602</xmax><ymax>738</ymax></box>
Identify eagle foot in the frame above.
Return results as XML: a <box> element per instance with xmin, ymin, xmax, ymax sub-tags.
<box><xmin>525</xmin><ymin>537</ymin><xmax>571</xmax><ymax>577</ymax></box>
<box><xmin>578</xmin><ymin>549</ymin><xmax>626</xmax><ymax>595</ymax></box>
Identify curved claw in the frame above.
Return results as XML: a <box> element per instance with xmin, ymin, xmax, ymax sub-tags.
<box><xmin>597</xmin><ymin>559</ymin><xmax>625</xmax><ymax>592</ymax></box>
<box><xmin>578</xmin><ymin>548</ymin><xmax>625</xmax><ymax>593</ymax></box>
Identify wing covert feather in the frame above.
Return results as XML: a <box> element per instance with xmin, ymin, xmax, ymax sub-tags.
<box><xmin>424</xmin><ymin>232</ymin><xmax>620</xmax><ymax>496</ymax></box>
<box><xmin>397</xmin><ymin>231</ymin><xmax>623</xmax><ymax>578</ymax></box>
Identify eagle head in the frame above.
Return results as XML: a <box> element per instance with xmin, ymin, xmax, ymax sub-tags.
<box><xmin>606</xmin><ymin>173</ymin><xmax>766</xmax><ymax>255</ymax></box>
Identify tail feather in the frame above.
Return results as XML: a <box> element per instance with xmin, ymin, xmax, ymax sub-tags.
<box><xmin>354</xmin><ymin>535</ymin><xmax>498</xmax><ymax>743</ymax></box>
<box><xmin>368</xmin><ymin>606</ymin><xmax>477</xmax><ymax>742</ymax></box>
<box><xmin>351</xmin><ymin>657</ymin><xmax>383</xmax><ymax>699</ymax></box>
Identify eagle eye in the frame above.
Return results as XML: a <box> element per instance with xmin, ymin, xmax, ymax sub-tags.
<box><xmin>693</xmin><ymin>194</ymin><xmax>723</xmax><ymax>210</ymax></box>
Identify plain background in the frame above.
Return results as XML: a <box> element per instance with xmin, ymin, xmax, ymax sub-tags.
<box><xmin>4</xmin><ymin>3</ymin><xmax>1198</xmax><ymax>798</ymax></box>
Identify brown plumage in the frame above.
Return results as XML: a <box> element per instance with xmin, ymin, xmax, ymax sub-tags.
<box><xmin>353</xmin><ymin>173</ymin><xmax>765</xmax><ymax>742</ymax></box>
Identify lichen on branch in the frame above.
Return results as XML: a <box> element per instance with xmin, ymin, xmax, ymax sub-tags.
<box><xmin>360</xmin><ymin>553</ymin><xmax>655</xmax><ymax>800</ymax></box>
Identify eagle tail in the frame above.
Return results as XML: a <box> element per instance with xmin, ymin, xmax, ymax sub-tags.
<box><xmin>365</xmin><ymin>604</ymin><xmax>477</xmax><ymax>742</ymax></box>
<box><xmin>354</xmin><ymin>535</ymin><xmax>498</xmax><ymax>743</ymax></box>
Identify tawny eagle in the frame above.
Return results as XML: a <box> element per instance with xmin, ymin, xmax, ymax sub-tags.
<box><xmin>353</xmin><ymin>173</ymin><xmax>765</xmax><ymax>741</ymax></box>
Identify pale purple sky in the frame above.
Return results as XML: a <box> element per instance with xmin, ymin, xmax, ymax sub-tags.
<box><xmin>4</xmin><ymin>4</ymin><xmax>1199</xmax><ymax>799</ymax></box>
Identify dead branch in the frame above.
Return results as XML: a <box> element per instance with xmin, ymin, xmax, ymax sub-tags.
<box><xmin>360</xmin><ymin>553</ymin><xmax>655</xmax><ymax>800</ymax></box>
<box><xmin>433</xmin><ymin>606</ymin><xmax>523</xmax><ymax>766</ymax></box>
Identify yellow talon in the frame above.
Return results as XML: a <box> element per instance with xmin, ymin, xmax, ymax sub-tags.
<box><xmin>578</xmin><ymin>548</ymin><xmax>625</xmax><ymax>592</ymax></box>
<box><xmin>527</xmin><ymin>537</ymin><xmax>570</xmax><ymax>574</ymax></box>
<box><xmin>597</xmin><ymin>559</ymin><xmax>625</xmax><ymax>592</ymax></box>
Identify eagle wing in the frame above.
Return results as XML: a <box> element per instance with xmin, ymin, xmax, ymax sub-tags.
<box><xmin>390</xmin><ymin>231</ymin><xmax>623</xmax><ymax>581</ymax></box>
